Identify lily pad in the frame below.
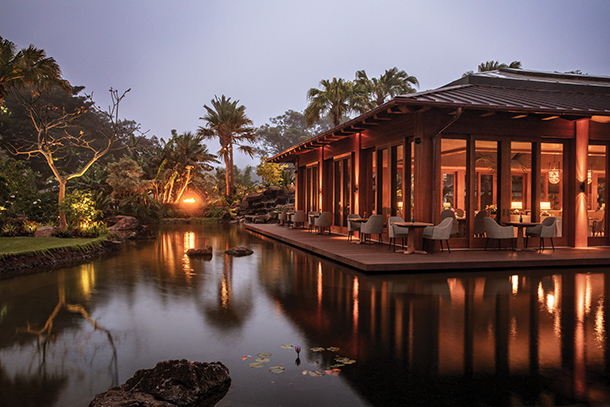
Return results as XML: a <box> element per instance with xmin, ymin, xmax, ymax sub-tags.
<box><xmin>327</xmin><ymin>347</ymin><xmax>340</xmax><ymax>352</ymax></box>
<box><xmin>308</xmin><ymin>370</ymin><xmax>325</xmax><ymax>377</ymax></box>
<box><xmin>249</xmin><ymin>362</ymin><xmax>265</xmax><ymax>368</ymax></box>
<box><xmin>256</xmin><ymin>357</ymin><xmax>270</xmax><ymax>363</ymax></box>
<box><xmin>330</xmin><ymin>364</ymin><xmax>344</xmax><ymax>368</ymax></box>
<box><xmin>269</xmin><ymin>365</ymin><xmax>285</xmax><ymax>374</ymax></box>
<box><xmin>257</xmin><ymin>353</ymin><xmax>272</xmax><ymax>358</ymax></box>
<box><xmin>281</xmin><ymin>345</ymin><xmax>294</xmax><ymax>349</ymax></box>
<box><xmin>335</xmin><ymin>357</ymin><xmax>356</xmax><ymax>365</ymax></box>
<box><xmin>310</xmin><ymin>347</ymin><xmax>325</xmax><ymax>352</ymax></box>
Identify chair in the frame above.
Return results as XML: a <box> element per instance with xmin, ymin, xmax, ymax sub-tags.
<box><xmin>592</xmin><ymin>213</ymin><xmax>605</xmax><ymax>237</ymax></box>
<box><xmin>483</xmin><ymin>217</ymin><xmax>514</xmax><ymax>250</ymax></box>
<box><xmin>291</xmin><ymin>210</ymin><xmax>306</xmax><ymax>229</ymax></box>
<box><xmin>526</xmin><ymin>217</ymin><xmax>556</xmax><ymax>251</ymax></box>
<box><xmin>423</xmin><ymin>217</ymin><xmax>454</xmax><ymax>253</ymax></box>
<box><xmin>308</xmin><ymin>211</ymin><xmax>319</xmax><ymax>233</ymax></box>
<box><xmin>360</xmin><ymin>215</ymin><xmax>384</xmax><ymax>244</ymax></box>
<box><xmin>473</xmin><ymin>210</ymin><xmax>488</xmax><ymax>237</ymax></box>
<box><xmin>440</xmin><ymin>209</ymin><xmax>459</xmax><ymax>236</ymax></box>
<box><xmin>388</xmin><ymin>216</ymin><xmax>409</xmax><ymax>251</ymax></box>
<box><xmin>347</xmin><ymin>214</ymin><xmax>361</xmax><ymax>242</ymax></box>
<box><xmin>315</xmin><ymin>211</ymin><xmax>333</xmax><ymax>234</ymax></box>
<box><xmin>278</xmin><ymin>210</ymin><xmax>287</xmax><ymax>226</ymax></box>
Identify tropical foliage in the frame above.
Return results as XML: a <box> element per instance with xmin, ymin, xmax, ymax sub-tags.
<box><xmin>305</xmin><ymin>67</ymin><xmax>419</xmax><ymax>127</ymax></box>
<box><xmin>0</xmin><ymin>36</ymin><xmax>70</xmax><ymax>104</ymax></box>
<box><xmin>463</xmin><ymin>60</ymin><xmax>522</xmax><ymax>76</ymax></box>
<box><xmin>353</xmin><ymin>67</ymin><xmax>419</xmax><ymax>110</ymax></box>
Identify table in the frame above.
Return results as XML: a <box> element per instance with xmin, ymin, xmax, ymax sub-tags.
<box><xmin>393</xmin><ymin>222</ymin><xmax>433</xmax><ymax>254</ymax></box>
<box><xmin>505</xmin><ymin>221</ymin><xmax>540</xmax><ymax>251</ymax></box>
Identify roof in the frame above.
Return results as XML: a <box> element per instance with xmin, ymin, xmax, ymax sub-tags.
<box><xmin>269</xmin><ymin>69</ymin><xmax>610</xmax><ymax>163</ymax></box>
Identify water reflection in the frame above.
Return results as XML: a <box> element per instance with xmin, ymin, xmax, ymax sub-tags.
<box><xmin>2</xmin><ymin>224</ymin><xmax>610</xmax><ymax>406</ymax></box>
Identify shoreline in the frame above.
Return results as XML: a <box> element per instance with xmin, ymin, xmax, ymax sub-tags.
<box><xmin>0</xmin><ymin>239</ymin><xmax>121</xmax><ymax>280</ymax></box>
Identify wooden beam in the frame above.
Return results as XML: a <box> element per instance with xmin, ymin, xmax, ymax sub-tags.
<box><xmin>388</xmin><ymin>105</ymin><xmax>412</xmax><ymax>114</ymax></box>
<box><xmin>511</xmin><ymin>114</ymin><xmax>528</xmax><ymax>119</ymax></box>
<box><xmin>480</xmin><ymin>111</ymin><xmax>495</xmax><ymax>117</ymax></box>
<box><xmin>373</xmin><ymin>114</ymin><xmax>392</xmax><ymax>121</ymax></box>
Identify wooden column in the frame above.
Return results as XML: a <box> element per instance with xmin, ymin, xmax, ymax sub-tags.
<box><xmin>413</xmin><ymin>112</ymin><xmax>436</xmax><ymax>223</ymax></box>
<box><xmin>498</xmin><ymin>140</ymin><xmax>512</xmax><ymax>223</ymax></box>
<box><xmin>575</xmin><ymin>120</ymin><xmax>589</xmax><ymax>247</ymax></box>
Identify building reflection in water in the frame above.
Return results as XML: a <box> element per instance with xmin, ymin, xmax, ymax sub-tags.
<box><xmin>262</xmin><ymin>256</ymin><xmax>610</xmax><ymax>405</ymax></box>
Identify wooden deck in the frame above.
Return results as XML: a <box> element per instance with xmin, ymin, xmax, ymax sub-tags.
<box><xmin>245</xmin><ymin>223</ymin><xmax>610</xmax><ymax>273</ymax></box>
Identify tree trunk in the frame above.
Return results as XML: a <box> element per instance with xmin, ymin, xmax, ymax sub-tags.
<box><xmin>58</xmin><ymin>178</ymin><xmax>68</xmax><ymax>231</ymax></box>
<box><xmin>228</xmin><ymin>144</ymin><xmax>234</xmax><ymax>198</ymax></box>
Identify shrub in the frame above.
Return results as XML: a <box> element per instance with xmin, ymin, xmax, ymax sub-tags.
<box><xmin>1</xmin><ymin>223</ymin><xmax>18</xmax><ymax>237</ymax></box>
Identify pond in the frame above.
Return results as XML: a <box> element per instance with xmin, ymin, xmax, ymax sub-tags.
<box><xmin>1</xmin><ymin>223</ymin><xmax>610</xmax><ymax>406</ymax></box>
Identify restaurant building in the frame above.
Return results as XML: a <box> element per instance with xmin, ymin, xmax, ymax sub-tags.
<box><xmin>269</xmin><ymin>69</ymin><xmax>610</xmax><ymax>249</ymax></box>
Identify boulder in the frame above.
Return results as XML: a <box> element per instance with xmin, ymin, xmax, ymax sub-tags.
<box><xmin>107</xmin><ymin>216</ymin><xmax>139</xmax><ymax>231</ymax></box>
<box><xmin>124</xmin><ymin>225</ymin><xmax>156</xmax><ymax>240</ymax></box>
<box><xmin>225</xmin><ymin>247</ymin><xmax>253</xmax><ymax>257</ymax></box>
<box><xmin>187</xmin><ymin>246</ymin><xmax>213</xmax><ymax>257</ymax></box>
<box><xmin>34</xmin><ymin>225</ymin><xmax>56</xmax><ymax>238</ymax></box>
<box><xmin>89</xmin><ymin>359</ymin><xmax>231</xmax><ymax>407</ymax></box>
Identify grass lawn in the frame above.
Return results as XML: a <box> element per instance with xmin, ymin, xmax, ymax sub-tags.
<box><xmin>0</xmin><ymin>235</ymin><xmax>106</xmax><ymax>257</ymax></box>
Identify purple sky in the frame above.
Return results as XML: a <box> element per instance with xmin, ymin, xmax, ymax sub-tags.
<box><xmin>3</xmin><ymin>0</ymin><xmax>609</xmax><ymax>167</ymax></box>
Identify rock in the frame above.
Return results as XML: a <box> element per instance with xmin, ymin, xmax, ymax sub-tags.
<box><xmin>124</xmin><ymin>225</ymin><xmax>156</xmax><ymax>240</ymax></box>
<box><xmin>107</xmin><ymin>215</ymin><xmax>139</xmax><ymax>231</ymax></box>
<box><xmin>186</xmin><ymin>246</ymin><xmax>213</xmax><ymax>256</ymax></box>
<box><xmin>219</xmin><ymin>211</ymin><xmax>232</xmax><ymax>223</ymax></box>
<box><xmin>89</xmin><ymin>359</ymin><xmax>231</xmax><ymax>407</ymax></box>
<box><xmin>104</xmin><ymin>240</ymin><xmax>124</xmax><ymax>251</ymax></box>
<box><xmin>34</xmin><ymin>225</ymin><xmax>56</xmax><ymax>237</ymax></box>
<box><xmin>225</xmin><ymin>247</ymin><xmax>253</xmax><ymax>257</ymax></box>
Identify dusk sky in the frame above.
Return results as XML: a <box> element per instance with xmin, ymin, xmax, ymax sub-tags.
<box><xmin>2</xmin><ymin>0</ymin><xmax>610</xmax><ymax>167</ymax></box>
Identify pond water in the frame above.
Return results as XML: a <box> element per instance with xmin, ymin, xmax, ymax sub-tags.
<box><xmin>1</xmin><ymin>223</ymin><xmax>610</xmax><ymax>406</ymax></box>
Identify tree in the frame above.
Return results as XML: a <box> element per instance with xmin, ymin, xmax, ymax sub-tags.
<box><xmin>255</xmin><ymin>110</ymin><xmax>314</xmax><ymax>157</ymax></box>
<box><xmin>0</xmin><ymin>37</ymin><xmax>70</xmax><ymax>105</ymax></box>
<box><xmin>198</xmin><ymin>95</ymin><xmax>256</xmax><ymax>197</ymax></box>
<box><xmin>155</xmin><ymin>130</ymin><xmax>218</xmax><ymax>204</ymax></box>
<box><xmin>478</xmin><ymin>60</ymin><xmax>522</xmax><ymax>72</ymax></box>
<box><xmin>304</xmin><ymin>78</ymin><xmax>355</xmax><ymax>127</ymax></box>
<box><xmin>354</xmin><ymin>67</ymin><xmax>419</xmax><ymax>111</ymax></box>
<box><xmin>464</xmin><ymin>60</ymin><xmax>522</xmax><ymax>76</ymax></box>
<box><xmin>256</xmin><ymin>159</ymin><xmax>287</xmax><ymax>187</ymax></box>
<box><xmin>7</xmin><ymin>87</ymin><xmax>131</xmax><ymax>230</ymax></box>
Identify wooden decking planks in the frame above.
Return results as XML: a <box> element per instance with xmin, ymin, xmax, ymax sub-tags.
<box><xmin>245</xmin><ymin>223</ymin><xmax>610</xmax><ymax>273</ymax></box>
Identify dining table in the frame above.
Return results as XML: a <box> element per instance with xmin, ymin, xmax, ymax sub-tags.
<box><xmin>393</xmin><ymin>222</ymin><xmax>433</xmax><ymax>254</ymax></box>
<box><xmin>505</xmin><ymin>221</ymin><xmax>540</xmax><ymax>251</ymax></box>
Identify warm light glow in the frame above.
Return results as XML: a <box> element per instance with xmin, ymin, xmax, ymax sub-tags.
<box><xmin>443</xmin><ymin>202</ymin><xmax>451</xmax><ymax>209</ymax></box>
<box><xmin>510</xmin><ymin>275</ymin><xmax>519</xmax><ymax>295</ymax></box>
<box><xmin>548</xmin><ymin>160</ymin><xmax>561</xmax><ymax>184</ymax></box>
<box><xmin>353</xmin><ymin>277</ymin><xmax>359</xmax><ymax>330</ymax></box>
<box><xmin>511</xmin><ymin>201</ymin><xmax>522</xmax><ymax>210</ymax></box>
<box><xmin>540</xmin><ymin>202</ymin><xmax>551</xmax><ymax>210</ymax></box>
<box><xmin>183</xmin><ymin>198</ymin><xmax>196</xmax><ymax>203</ymax></box>
<box><xmin>588</xmin><ymin>169</ymin><xmax>592</xmax><ymax>184</ymax></box>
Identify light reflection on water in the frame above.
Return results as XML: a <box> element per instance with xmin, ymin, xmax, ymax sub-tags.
<box><xmin>1</xmin><ymin>223</ymin><xmax>610</xmax><ymax>406</ymax></box>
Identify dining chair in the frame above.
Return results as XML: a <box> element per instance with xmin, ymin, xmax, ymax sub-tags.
<box><xmin>308</xmin><ymin>211</ymin><xmax>319</xmax><ymax>233</ymax></box>
<box><xmin>388</xmin><ymin>216</ymin><xmax>409</xmax><ymax>251</ymax></box>
<box><xmin>526</xmin><ymin>217</ymin><xmax>556</xmax><ymax>250</ymax></box>
<box><xmin>347</xmin><ymin>214</ymin><xmax>361</xmax><ymax>242</ymax></box>
<box><xmin>360</xmin><ymin>215</ymin><xmax>384</xmax><ymax>244</ymax></box>
<box><xmin>483</xmin><ymin>217</ymin><xmax>514</xmax><ymax>250</ymax></box>
<box><xmin>315</xmin><ymin>211</ymin><xmax>333</xmax><ymax>234</ymax></box>
<box><xmin>291</xmin><ymin>210</ymin><xmax>306</xmax><ymax>229</ymax></box>
<box><xmin>423</xmin><ymin>217</ymin><xmax>453</xmax><ymax>253</ymax></box>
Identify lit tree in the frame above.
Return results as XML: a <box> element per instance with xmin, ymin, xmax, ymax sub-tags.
<box><xmin>8</xmin><ymin>87</ymin><xmax>130</xmax><ymax>230</ymax></box>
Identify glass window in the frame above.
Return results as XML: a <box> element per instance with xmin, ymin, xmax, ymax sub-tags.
<box><xmin>441</xmin><ymin>138</ymin><xmax>466</xmax><ymax>237</ymax></box>
<box><xmin>588</xmin><ymin>144</ymin><xmax>606</xmax><ymax>238</ymax></box>
<box><xmin>475</xmin><ymin>140</ymin><xmax>497</xmax><ymax>216</ymax></box>
<box><xmin>510</xmin><ymin>142</ymin><xmax>531</xmax><ymax>222</ymax></box>
<box><xmin>541</xmin><ymin>143</ymin><xmax>563</xmax><ymax>237</ymax></box>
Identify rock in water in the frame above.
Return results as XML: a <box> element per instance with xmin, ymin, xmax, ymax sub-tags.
<box><xmin>89</xmin><ymin>359</ymin><xmax>231</xmax><ymax>407</ymax></box>
<box><xmin>186</xmin><ymin>246</ymin><xmax>213</xmax><ymax>257</ymax></box>
<box><xmin>224</xmin><ymin>247</ymin><xmax>253</xmax><ymax>256</ymax></box>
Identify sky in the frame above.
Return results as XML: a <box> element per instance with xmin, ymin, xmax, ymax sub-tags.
<box><xmin>2</xmin><ymin>0</ymin><xmax>610</xmax><ymax>168</ymax></box>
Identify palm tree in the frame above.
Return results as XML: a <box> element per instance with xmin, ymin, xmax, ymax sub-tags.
<box><xmin>151</xmin><ymin>130</ymin><xmax>218</xmax><ymax>203</ymax></box>
<box><xmin>0</xmin><ymin>37</ymin><xmax>70</xmax><ymax>104</ymax></box>
<box><xmin>198</xmin><ymin>95</ymin><xmax>256</xmax><ymax>197</ymax></box>
<box><xmin>354</xmin><ymin>67</ymin><xmax>419</xmax><ymax>110</ymax></box>
<box><xmin>477</xmin><ymin>60</ymin><xmax>522</xmax><ymax>72</ymax></box>
<box><xmin>304</xmin><ymin>78</ymin><xmax>355</xmax><ymax>127</ymax></box>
